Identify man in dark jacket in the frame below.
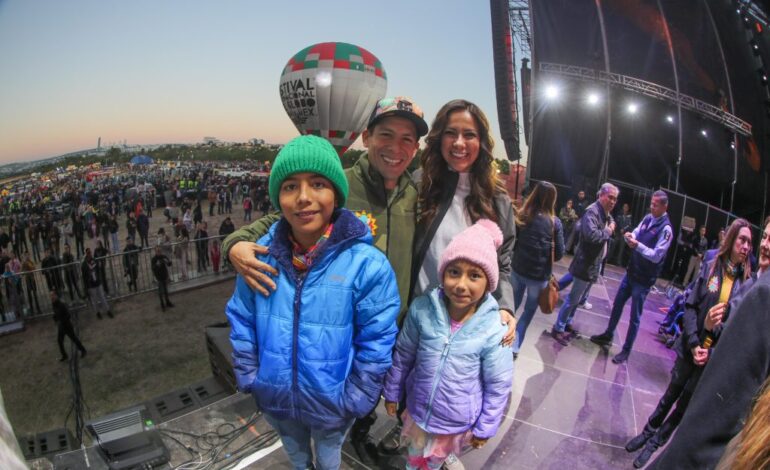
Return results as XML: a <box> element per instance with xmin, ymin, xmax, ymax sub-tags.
<box><xmin>82</xmin><ymin>248</ymin><xmax>113</xmax><ymax>319</ymax></box>
<box><xmin>151</xmin><ymin>246</ymin><xmax>174</xmax><ymax>311</ymax></box>
<box><xmin>136</xmin><ymin>209</ymin><xmax>150</xmax><ymax>248</ymax></box>
<box><xmin>591</xmin><ymin>190</ymin><xmax>673</xmax><ymax>364</ymax></box>
<box><xmin>552</xmin><ymin>183</ymin><xmax>617</xmax><ymax>345</ymax></box>
<box><xmin>123</xmin><ymin>237</ymin><xmax>140</xmax><ymax>292</ymax></box>
<box><xmin>41</xmin><ymin>247</ymin><xmax>63</xmax><ymax>296</ymax></box>
<box><xmin>52</xmin><ymin>290</ymin><xmax>86</xmax><ymax>361</ymax></box>
<box><xmin>60</xmin><ymin>243</ymin><xmax>82</xmax><ymax>301</ymax></box>
<box><xmin>649</xmin><ymin>216</ymin><xmax>770</xmax><ymax>469</ymax></box>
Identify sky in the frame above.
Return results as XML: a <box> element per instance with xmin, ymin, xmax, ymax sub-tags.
<box><xmin>0</xmin><ymin>0</ymin><xmax>526</xmax><ymax>164</ymax></box>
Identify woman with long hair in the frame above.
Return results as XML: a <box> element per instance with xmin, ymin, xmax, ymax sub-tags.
<box><xmin>627</xmin><ymin>218</ymin><xmax>753</xmax><ymax>468</ymax></box>
<box><xmin>411</xmin><ymin>99</ymin><xmax>517</xmax><ymax>329</ymax></box>
<box><xmin>510</xmin><ymin>181</ymin><xmax>564</xmax><ymax>358</ymax></box>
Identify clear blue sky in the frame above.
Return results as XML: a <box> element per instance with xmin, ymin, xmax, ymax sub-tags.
<box><xmin>0</xmin><ymin>0</ymin><xmax>525</xmax><ymax>164</ymax></box>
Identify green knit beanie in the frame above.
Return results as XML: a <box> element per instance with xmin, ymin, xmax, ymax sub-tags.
<box><xmin>269</xmin><ymin>135</ymin><xmax>349</xmax><ymax>210</ymax></box>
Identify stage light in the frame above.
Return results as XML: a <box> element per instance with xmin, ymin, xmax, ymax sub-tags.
<box><xmin>730</xmin><ymin>141</ymin><xmax>736</xmax><ymax>150</ymax></box>
<box><xmin>544</xmin><ymin>84</ymin><xmax>560</xmax><ymax>100</ymax></box>
<box><xmin>759</xmin><ymin>68</ymin><xmax>768</xmax><ymax>85</ymax></box>
<box><xmin>751</xmin><ymin>40</ymin><xmax>760</xmax><ymax>56</ymax></box>
<box><xmin>586</xmin><ymin>92</ymin><xmax>600</xmax><ymax>106</ymax></box>
<box><xmin>701</xmin><ymin>129</ymin><xmax>708</xmax><ymax>137</ymax></box>
<box><xmin>627</xmin><ymin>103</ymin><xmax>638</xmax><ymax>114</ymax></box>
<box><xmin>666</xmin><ymin>115</ymin><xmax>674</xmax><ymax>124</ymax></box>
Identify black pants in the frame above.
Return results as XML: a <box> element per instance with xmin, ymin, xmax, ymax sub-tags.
<box><xmin>58</xmin><ymin>322</ymin><xmax>86</xmax><ymax>357</ymax></box>
<box><xmin>127</xmin><ymin>266</ymin><xmax>138</xmax><ymax>291</ymax></box>
<box><xmin>646</xmin><ymin>353</ymin><xmax>704</xmax><ymax>446</ymax></box>
<box><xmin>209</xmin><ymin>203</ymin><xmax>215</xmax><ymax>216</ymax></box>
<box><xmin>65</xmin><ymin>273</ymin><xmax>81</xmax><ymax>300</ymax></box>
<box><xmin>75</xmin><ymin>237</ymin><xmax>84</xmax><ymax>258</ymax></box>
<box><xmin>140</xmin><ymin>232</ymin><xmax>149</xmax><ymax>248</ymax></box>
<box><xmin>25</xmin><ymin>278</ymin><xmax>41</xmax><ymax>314</ymax></box>
<box><xmin>157</xmin><ymin>279</ymin><xmax>171</xmax><ymax>307</ymax></box>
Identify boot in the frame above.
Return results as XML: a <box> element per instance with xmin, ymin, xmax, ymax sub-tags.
<box><xmin>590</xmin><ymin>332</ymin><xmax>613</xmax><ymax>347</ymax></box>
<box><xmin>350</xmin><ymin>432</ymin><xmax>379</xmax><ymax>466</ymax></box>
<box><xmin>625</xmin><ymin>423</ymin><xmax>657</xmax><ymax>452</ymax></box>
<box><xmin>633</xmin><ymin>440</ymin><xmax>660</xmax><ymax>468</ymax></box>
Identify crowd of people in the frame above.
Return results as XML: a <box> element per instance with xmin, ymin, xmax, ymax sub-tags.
<box><xmin>0</xmin><ymin>161</ymin><xmax>277</xmax><ymax>363</ymax></box>
<box><xmin>220</xmin><ymin>95</ymin><xmax>770</xmax><ymax>470</ymax></box>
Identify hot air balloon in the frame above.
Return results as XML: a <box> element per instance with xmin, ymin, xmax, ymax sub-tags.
<box><xmin>279</xmin><ymin>42</ymin><xmax>387</xmax><ymax>156</ymax></box>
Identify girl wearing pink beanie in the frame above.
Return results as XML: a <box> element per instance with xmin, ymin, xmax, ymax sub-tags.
<box><xmin>383</xmin><ymin>220</ymin><xmax>514</xmax><ymax>470</ymax></box>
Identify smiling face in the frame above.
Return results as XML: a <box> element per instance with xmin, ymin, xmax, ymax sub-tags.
<box><xmin>278</xmin><ymin>172</ymin><xmax>337</xmax><ymax>249</ymax></box>
<box><xmin>440</xmin><ymin>110</ymin><xmax>480</xmax><ymax>173</ymax></box>
<box><xmin>362</xmin><ymin>116</ymin><xmax>419</xmax><ymax>190</ymax></box>
<box><xmin>442</xmin><ymin>259</ymin><xmax>488</xmax><ymax>318</ymax></box>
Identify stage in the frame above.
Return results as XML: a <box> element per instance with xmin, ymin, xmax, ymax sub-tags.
<box><xmin>47</xmin><ymin>257</ymin><xmax>678</xmax><ymax>469</ymax></box>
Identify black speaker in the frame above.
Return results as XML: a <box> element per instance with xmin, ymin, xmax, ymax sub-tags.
<box><xmin>17</xmin><ymin>427</ymin><xmax>75</xmax><ymax>460</ymax></box>
<box><xmin>205</xmin><ymin>323</ymin><xmax>236</xmax><ymax>393</ymax></box>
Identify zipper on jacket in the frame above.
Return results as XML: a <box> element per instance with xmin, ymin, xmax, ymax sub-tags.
<box><xmin>384</xmin><ymin>184</ymin><xmax>404</xmax><ymax>258</ymax></box>
<box><xmin>423</xmin><ymin>324</ymin><xmax>461</xmax><ymax>425</ymax></box>
<box><xmin>291</xmin><ymin>272</ymin><xmax>307</xmax><ymax>419</ymax></box>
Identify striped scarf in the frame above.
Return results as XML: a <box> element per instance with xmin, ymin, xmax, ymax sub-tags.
<box><xmin>289</xmin><ymin>223</ymin><xmax>334</xmax><ymax>272</ymax></box>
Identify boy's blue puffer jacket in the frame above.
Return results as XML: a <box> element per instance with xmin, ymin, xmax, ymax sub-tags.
<box><xmin>226</xmin><ymin>209</ymin><xmax>400</xmax><ymax>430</ymax></box>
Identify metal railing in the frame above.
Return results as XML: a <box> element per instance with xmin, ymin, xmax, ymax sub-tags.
<box><xmin>0</xmin><ymin>235</ymin><xmax>231</xmax><ymax>323</ymax></box>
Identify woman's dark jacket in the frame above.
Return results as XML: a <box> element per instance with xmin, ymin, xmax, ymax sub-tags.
<box><xmin>513</xmin><ymin>213</ymin><xmax>564</xmax><ymax>281</ymax></box>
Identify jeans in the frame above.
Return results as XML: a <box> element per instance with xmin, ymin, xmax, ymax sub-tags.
<box><xmin>554</xmin><ymin>277</ymin><xmax>592</xmax><ymax>332</ymax></box>
<box><xmin>263</xmin><ymin>413</ymin><xmax>353</xmax><ymax>470</ymax></box>
<box><xmin>558</xmin><ymin>272</ymin><xmax>591</xmax><ymax>304</ymax></box>
<box><xmin>511</xmin><ymin>271</ymin><xmax>548</xmax><ymax>354</ymax></box>
<box><xmin>603</xmin><ymin>274</ymin><xmax>651</xmax><ymax>353</ymax></box>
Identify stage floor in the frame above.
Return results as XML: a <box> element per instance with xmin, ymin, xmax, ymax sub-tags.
<box><xmin>53</xmin><ymin>258</ymin><xmax>679</xmax><ymax>470</ymax></box>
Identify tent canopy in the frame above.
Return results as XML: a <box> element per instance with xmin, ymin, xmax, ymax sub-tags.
<box><xmin>130</xmin><ymin>155</ymin><xmax>154</xmax><ymax>165</ymax></box>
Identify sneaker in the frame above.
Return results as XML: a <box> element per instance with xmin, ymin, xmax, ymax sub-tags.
<box><xmin>590</xmin><ymin>333</ymin><xmax>613</xmax><ymax>347</ymax></box>
<box><xmin>565</xmin><ymin>324</ymin><xmax>580</xmax><ymax>338</ymax></box>
<box><xmin>579</xmin><ymin>301</ymin><xmax>593</xmax><ymax>310</ymax></box>
<box><xmin>551</xmin><ymin>328</ymin><xmax>570</xmax><ymax>346</ymax></box>
<box><xmin>59</xmin><ymin>356</ymin><xmax>68</xmax><ymax>362</ymax></box>
<box><xmin>613</xmin><ymin>350</ymin><xmax>630</xmax><ymax>364</ymax></box>
<box><xmin>633</xmin><ymin>441</ymin><xmax>660</xmax><ymax>468</ymax></box>
<box><xmin>625</xmin><ymin>423</ymin><xmax>657</xmax><ymax>452</ymax></box>
<box><xmin>167</xmin><ymin>302</ymin><xmax>175</xmax><ymax>308</ymax></box>
<box><xmin>442</xmin><ymin>453</ymin><xmax>465</xmax><ymax>470</ymax></box>
<box><xmin>107</xmin><ymin>311</ymin><xmax>114</xmax><ymax>319</ymax></box>
<box><xmin>80</xmin><ymin>349</ymin><xmax>87</xmax><ymax>359</ymax></box>
<box><xmin>97</xmin><ymin>312</ymin><xmax>103</xmax><ymax>320</ymax></box>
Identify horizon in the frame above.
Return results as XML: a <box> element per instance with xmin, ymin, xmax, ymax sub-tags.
<box><xmin>0</xmin><ymin>1</ymin><xmax>529</xmax><ymax>166</ymax></box>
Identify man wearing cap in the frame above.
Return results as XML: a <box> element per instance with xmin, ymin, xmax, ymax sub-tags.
<box><xmin>223</xmin><ymin>96</ymin><xmax>427</xmax><ymax>465</ymax></box>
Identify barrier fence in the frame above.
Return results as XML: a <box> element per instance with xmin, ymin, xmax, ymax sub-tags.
<box><xmin>0</xmin><ymin>235</ymin><xmax>231</xmax><ymax>323</ymax></box>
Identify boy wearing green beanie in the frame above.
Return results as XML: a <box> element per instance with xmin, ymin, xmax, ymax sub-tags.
<box><xmin>226</xmin><ymin>135</ymin><xmax>400</xmax><ymax>470</ymax></box>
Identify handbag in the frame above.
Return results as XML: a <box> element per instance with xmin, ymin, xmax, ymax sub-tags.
<box><xmin>538</xmin><ymin>218</ymin><xmax>559</xmax><ymax>314</ymax></box>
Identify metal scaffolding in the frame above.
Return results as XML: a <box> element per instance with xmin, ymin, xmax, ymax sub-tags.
<box><xmin>509</xmin><ymin>0</ymin><xmax>531</xmax><ymax>56</ymax></box>
<box><xmin>539</xmin><ymin>62</ymin><xmax>753</xmax><ymax>136</ymax></box>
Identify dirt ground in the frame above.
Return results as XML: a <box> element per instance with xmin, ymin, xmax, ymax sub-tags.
<box><xmin>0</xmin><ymin>278</ymin><xmax>235</xmax><ymax>437</ymax></box>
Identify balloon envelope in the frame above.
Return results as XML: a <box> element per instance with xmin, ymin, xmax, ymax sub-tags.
<box><xmin>279</xmin><ymin>42</ymin><xmax>387</xmax><ymax>155</ymax></box>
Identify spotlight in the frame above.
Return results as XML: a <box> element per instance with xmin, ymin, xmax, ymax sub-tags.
<box><xmin>701</xmin><ymin>129</ymin><xmax>708</xmax><ymax>137</ymax></box>
<box><xmin>586</xmin><ymin>92</ymin><xmax>600</xmax><ymax>106</ymax></box>
<box><xmin>544</xmin><ymin>84</ymin><xmax>560</xmax><ymax>100</ymax></box>
<box><xmin>730</xmin><ymin>141</ymin><xmax>736</xmax><ymax>150</ymax></box>
<box><xmin>759</xmin><ymin>68</ymin><xmax>768</xmax><ymax>85</ymax></box>
<box><xmin>627</xmin><ymin>103</ymin><xmax>638</xmax><ymax>114</ymax></box>
<box><xmin>751</xmin><ymin>39</ymin><xmax>760</xmax><ymax>56</ymax></box>
<box><xmin>666</xmin><ymin>115</ymin><xmax>674</xmax><ymax>124</ymax></box>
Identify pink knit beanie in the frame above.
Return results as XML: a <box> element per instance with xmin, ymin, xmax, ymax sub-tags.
<box><xmin>438</xmin><ymin>219</ymin><xmax>503</xmax><ymax>293</ymax></box>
